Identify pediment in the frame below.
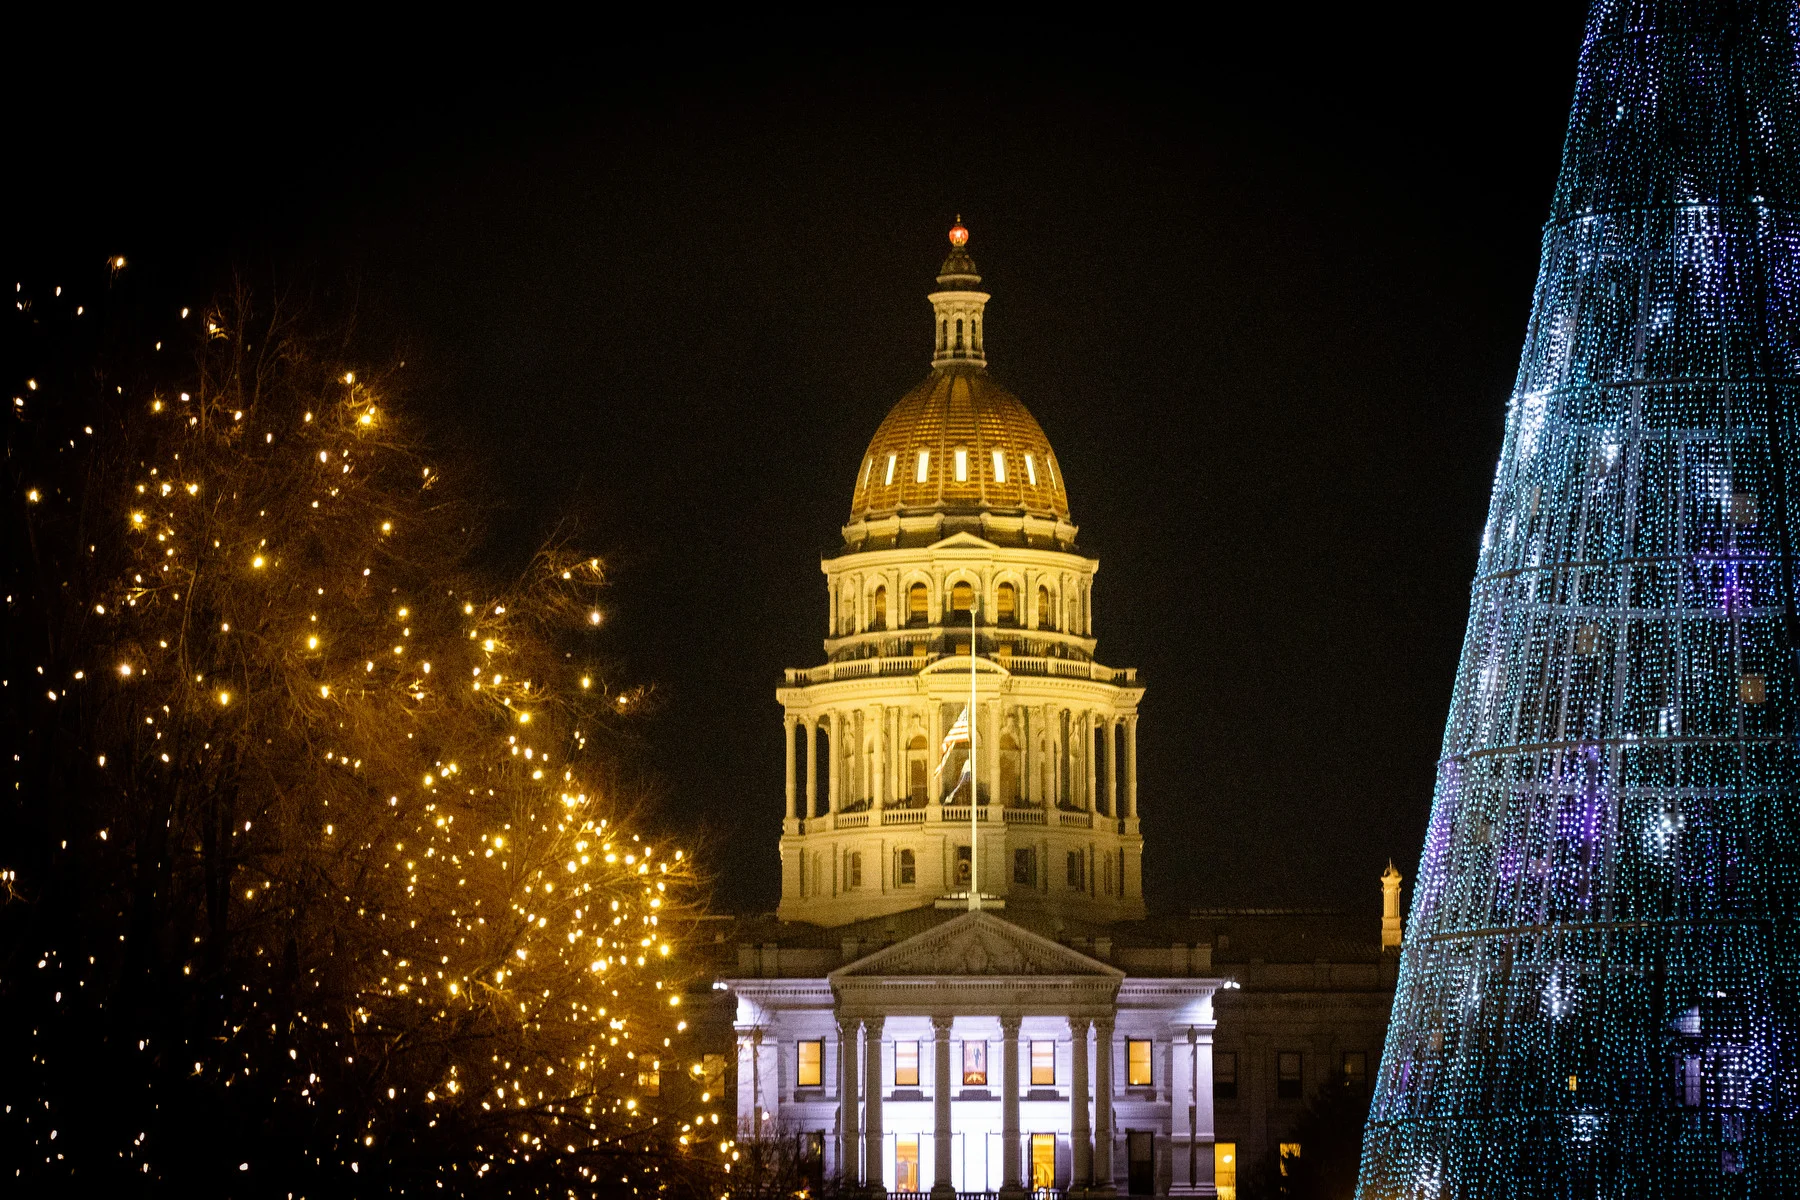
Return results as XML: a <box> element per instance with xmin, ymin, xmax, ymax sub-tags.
<box><xmin>829</xmin><ymin>911</ymin><xmax>1124</xmax><ymax>980</ymax></box>
<box><xmin>928</xmin><ymin>531</ymin><xmax>999</xmax><ymax>552</ymax></box>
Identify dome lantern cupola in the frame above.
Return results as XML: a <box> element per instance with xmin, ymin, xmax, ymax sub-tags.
<box><xmin>930</xmin><ymin>218</ymin><xmax>989</xmax><ymax>369</ymax></box>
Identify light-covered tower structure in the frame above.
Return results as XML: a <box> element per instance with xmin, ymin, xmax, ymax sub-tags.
<box><xmin>776</xmin><ymin>223</ymin><xmax>1146</xmax><ymax>927</ymax></box>
<box><xmin>1361</xmin><ymin>2</ymin><xmax>1798</xmax><ymax>1196</ymax></box>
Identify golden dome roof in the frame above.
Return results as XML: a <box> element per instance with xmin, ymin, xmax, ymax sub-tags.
<box><xmin>846</xmin><ymin>223</ymin><xmax>1071</xmax><ymax>530</ymax></box>
<box><xmin>848</xmin><ymin>366</ymin><xmax>1070</xmax><ymax>524</ymax></box>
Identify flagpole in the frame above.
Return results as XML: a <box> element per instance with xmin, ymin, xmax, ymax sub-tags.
<box><xmin>970</xmin><ymin>596</ymin><xmax>980</xmax><ymax>912</ymax></box>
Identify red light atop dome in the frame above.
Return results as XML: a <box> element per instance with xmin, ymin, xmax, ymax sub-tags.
<box><xmin>948</xmin><ymin>222</ymin><xmax>969</xmax><ymax>248</ymax></box>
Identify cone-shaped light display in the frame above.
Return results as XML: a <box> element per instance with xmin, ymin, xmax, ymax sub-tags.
<box><xmin>1360</xmin><ymin>2</ymin><xmax>1798</xmax><ymax>1195</ymax></box>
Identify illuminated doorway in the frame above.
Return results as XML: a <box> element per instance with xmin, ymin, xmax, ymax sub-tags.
<box><xmin>895</xmin><ymin>1135</ymin><xmax>919</xmax><ymax>1192</ymax></box>
<box><xmin>1031</xmin><ymin>1133</ymin><xmax>1056</xmax><ymax>1190</ymax></box>
<box><xmin>1214</xmin><ymin>1141</ymin><xmax>1238</xmax><ymax>1200</ymax></box>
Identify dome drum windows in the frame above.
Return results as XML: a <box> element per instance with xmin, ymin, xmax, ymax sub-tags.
<box><xmin>992</xmin><ymin>449</ymin><xmax>1007</xmax><ymax>483</ymax></box>
<box><xmin>1037</xmin><ymin>585</ymin><xmax>1054</xmax><ymax>631</ymax></box>
<box><xmin>916</xmin><ymin>450</ymin><xmax>930</xmax><ymax>483</ymax></box>
<box><xmin>869</xmin><ymin>585</ymin><xmax>887</xmax><ymax>632</ymax></box>
<box><xmin>950</xmin><ymin>581</ymin><xmax>975</xmax><ymax>613</ymax></box>
<box><xmin>997</xmin><ymin>582</ymin><xmax>1018</xmax><ymax>625</ymax></box>
<box><xmin>954</xmin><ymin>447</ymin><xmax>969</xmax><ymax>483</ymax></box>
<box><xmin>907</xmin><ymin>583</ymin><xmax>930</xmax><ymax>627</ymax></box>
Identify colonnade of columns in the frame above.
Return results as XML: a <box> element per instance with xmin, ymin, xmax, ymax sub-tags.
<box><xmin>828</xmin><ymin>1013</ymin><xmax>1200</xmax><ymax>1196</ymax></box>
<box><xmin>784</xmin><ymin>708</ymin><xmax>1139</xmax><ymax>821</ymax></box>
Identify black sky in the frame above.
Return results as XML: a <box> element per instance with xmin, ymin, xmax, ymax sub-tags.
<box><xmin>17</xmin><ymin>10</ymin><xmax>1592</xmax><ymax>915</ymax></box>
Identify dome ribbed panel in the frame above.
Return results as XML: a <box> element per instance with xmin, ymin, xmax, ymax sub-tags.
<box><xmin>849</xmin><ymin>367</ymin><xmax>1070</xmax><ymax>522</ymax></box>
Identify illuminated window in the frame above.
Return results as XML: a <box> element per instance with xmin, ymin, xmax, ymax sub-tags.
<box><xmin>895</xmin><ymin>1040</ymin><xmax>920</xmax><ymax>1087</ymax></box>
<box><xmin>908</xmin><ymin>583</ymin><xmax>929</xmax><ymax>625</ymax></box>
<box><xmin>916</xmin><ymin>450</ymin><xmax>930</xmax><ymax>483</ymax></box>
<box><xmin>1342</xmin><ymin>1050</ymin><xmax>1367</xmax><ymax>1089</ymax></box>
<box><xmin>1214</xmin><ymin>1143</ymin><xmax>1238</xmax><ymax>1200</ymax></box>
<box><xmin>1014</xmin><ymin>847</ymin><xmax>1036</xmax><ymax>885</ymax></box>
<box><xmin>954</xmin><ymin>447</ymin><xmax>969</xmax><ymax>482</ymax></box>
<box><xmin>1128</xmin><ymin>1039</ymin><xmax>1153</xmax><ymax>1086</ymax></box>
<box><xmin>1214</xmin><ymin>1050</ymin><xmax>1237</xmax><ymax>1099</ymax></box>
<box><xmin>1030</xmin><ymin>1040</ymin><xmax>1055</xmax><ymax>1087</ymax></box>
<box><xmin>1279</xmin><ymin>1143</ymin><xmax>1301</xmax><ymax>1176</ymax></box>
<box><xmin>951</xmin><ymin>581</ymin><xmax>974</xmax><ymax>612</ymax></box>
<box><xmin>870</xmin><ymin>585</ymin><xmax>887</xmax><ymax>631</ymax></box>
<box><xmin>896</xmin><ymin>847</ymin><xmax>916</xmax><ymax>885</ymax></box>
<box><xmin>861</xmin><ymin>457</ymin><xmax>872</xmax><ymax>486</ymax></box>
<box><xmin>848</xmin><ymin>851</ymin><xmax>863</xmax><ymax>889</ymax></box>
<box><xmin>884</xmin><ymin>453</ymin><xmax>897</xmax><ymax>485</ymax></box>
<box><xmin>997</xmin><ymin>582</ymin><xmax>1017</xmax><ymax>624</ymax></box>
<box><xmin>637</xmin><ymin>1065</ymin><xmax>660</xmax><ymax>1096</ymax></box>
<box><xmin>962</xmin><ymin>1039</ymin><xmax>987</xmax><ymax>1086</ymax></box>
<box><xmin>1025</xmin><ymin>453</ymin><xmax>1038</xmax><ymax>485</ymax></box>
<box><xmin>895</xmin><ymin>1136</ymin><xmax>920</xmax><ymax>1191</ymax></box>
<box><xmin>1037</xmin><ymin>585</ymin><xmax>1053</xmax><ymax>630</ymax></box>
<box><xmin>796</xmin><ymin>1040</ymin><xmax>823</xmax><ymax>1088</ymax></box>
<box><xmin>1741</xmin><ymin>674</ymin><xmax>1766</xmax><ymax>704</ymax></box>
<box><xmin>702</xmin><ymin>1052</ymin><xmax>726</xmax><ymax>1095</ymax></box>
<box><xmin>1278</xmin><ymin>1052</ymin><xmax>1303</xmax><ymax>1099</ymax></box>
<box><xmin>1031</xmin><ymin>1134</ymin><xmax>1056</xmax><ymax>1189</ymax></box>
<box><xmin>1046</xmin><ymin>456</ymin><xmax>1057</xmax><ymax>488</ymax></box>
<box><xmin>992</xmin><ymin>449</ymin><xmax>1007</xmax><ymax>482</ymax></box>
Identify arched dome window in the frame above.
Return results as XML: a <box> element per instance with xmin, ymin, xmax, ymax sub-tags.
<box><xmin>997</xmin><ymin>583</ymin><xmax>1018</xmax><ymax>625</ymax></box>
<box><xmin>908</xmin><ymin>583</ymin><xmax>929</xmax><ymax>626</ymax></box>
<box><xmin>951</xmin><ymin>581</ymin><xmax>974</xmax><ymax>613</ymax></box>
<box><xmin>1037</xmin><ymin>585</ymin><xmax>1054</xmax><ymax>630</ymax></box>
<box><xmin>870</xmin><ymin>585</ymin><xmax>887</xmax><ymax>631</ymax></box>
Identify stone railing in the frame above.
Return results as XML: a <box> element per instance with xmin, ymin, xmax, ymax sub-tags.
<box><xmin>784</xmin><ymin>655</ymin><xmax>1136</xmax><ymax>687</ymax></box>
<box><xmin>1002</xmin><ymin>807</ymin><xmax>1046</xmax><ymax>825</ymax></box>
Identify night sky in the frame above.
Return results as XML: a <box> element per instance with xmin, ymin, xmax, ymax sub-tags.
<box><xmin>19</xmin><ymin>10</ymin><xmax>1590</xmax><ymax>916</ymax></box>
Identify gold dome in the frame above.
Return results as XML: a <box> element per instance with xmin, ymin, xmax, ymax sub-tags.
<box><xmin>848</xmin><ymin>365</ymin><xmax>1070</xmax><ymax>524</ymax></box>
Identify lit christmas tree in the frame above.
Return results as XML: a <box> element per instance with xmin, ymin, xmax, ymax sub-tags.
<box><xmin>1360</xmin><ymin>2</ymin><xmax>1798</xmax><ymax>1196</ymax></box>
<box><xmin>3</xmin><ymin>279</ymin><xmax>726</xmax><ymax>1194</ymax></box>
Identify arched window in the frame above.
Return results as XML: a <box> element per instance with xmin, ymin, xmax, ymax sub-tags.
<box><xmin>908</xmin><ymin>735</ymin><xmax>928</xmax><ymax>804</ymax></box>
<box><xmin>955</xmin><ymin>317</ymin><xmax>964</xmax><ymax>350</ymax></box>
<box><xmin>870</xmin><ymin>585</ymin><xmax>887</xmax><ymax>631</ymax></box>
<box><xmin>849</xmin><ymin>851</ymin><xmax>863</xmax><ymax>889</ymax></box>
<box><xmin>814</xmin><ymin>722</ymin><xmax>831</xmax><ymax>818</ymax></box>
<box><xmin>840</xmin><ymin>585</ymin><xmax>857</xmax><ymax>635</ymax></box>
<box><xmin>997</xmin><ymin>583</ymin><xmax>1018</xmax><ymax>625</ymax></box>
<box><xmin>1037</xmin><ymin>585</ymin><xmax>1054</xmax><ymax>630</ymax></box>
<box><xmin>896</xmin><ymin>848</ymin><xmax>916</xmax><ymax>886</ymax></box>
<box><xmin>951</xmin><ymin>581</ymin><xmax>974</xmax><ymax>613</ymax></box>
<box><xmin>908</xmin><ymin>583</ymin><xmax>929</xmax><ymax>626</ymax></box>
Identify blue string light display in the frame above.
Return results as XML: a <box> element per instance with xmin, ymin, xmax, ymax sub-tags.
<box><xmin>1360</xmin><ymin>2</ymin><xmax>1798</xmax><ymax>1195</ymax></box>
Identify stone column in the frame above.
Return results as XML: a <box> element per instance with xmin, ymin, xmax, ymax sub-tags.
<box><xmin>1168</xmin><ymin>1023</ymin><xmax>1218</xmax><ymax>1195</ymax></box>
<box><xmin>864</xmin><ymin>1015</ymin><xmax>886</xmax><ymax>1196</ymax></box>
<box><xmin>785</xmin><ymin>718</ymin><xmax>798</xmax><ymax>821</ymax></box>
<box><xmin>880</xmin><ymin>705</ymin><xmax>892</xmax><ymax>807</ymax></box>
<box><xmin>931</xmin><ymin>1016</ymin><xmax>955</xmax><ymax>1200</ymax></box>
<box><xmin>1093</xmin><ymin>1016</ymin><xmax>1116</xmax><ymax>1194</ymax></box>
<box><xmin>804</xmin><ymin>719</ymin><xmax>817</xmax><ymax>821</ymax></box>
<box><xmin>986</xmin><ymin>701</ymin><xmax>1001</xmax><ymax>811</ymax></box>
<box><xmin>828</xmin><ymin>713</ymin><xmax>841</xmax><ymax>814</ymax></box>
<box><xmin>1069</xmin><ymin>1017</ymin><xmax>1092</xmax><ymax>1191</ymax></box>
<box><xmin>929</xmin><ymin>704</ymin><xmax>943</xmax><ymax>806</ymax></box>
<box><xmin>999</xmin><ymin>1015</ymin><xmax>1025</xmax><ymax>1200</ymax></box>
<box><xmin>1102</xmin><ymin>717</ymin><xmax>1116</xmax><ymax>818</ymax></box>
<box><xmin>1123</xmin><ymin>716</ymin><xmax>1139</xmax><ymax>820</ymax></box>
<box><xmin>838</xmin><ymin>1016</ymin><xmax>861</xmax><ymax>1185</ymax></box>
